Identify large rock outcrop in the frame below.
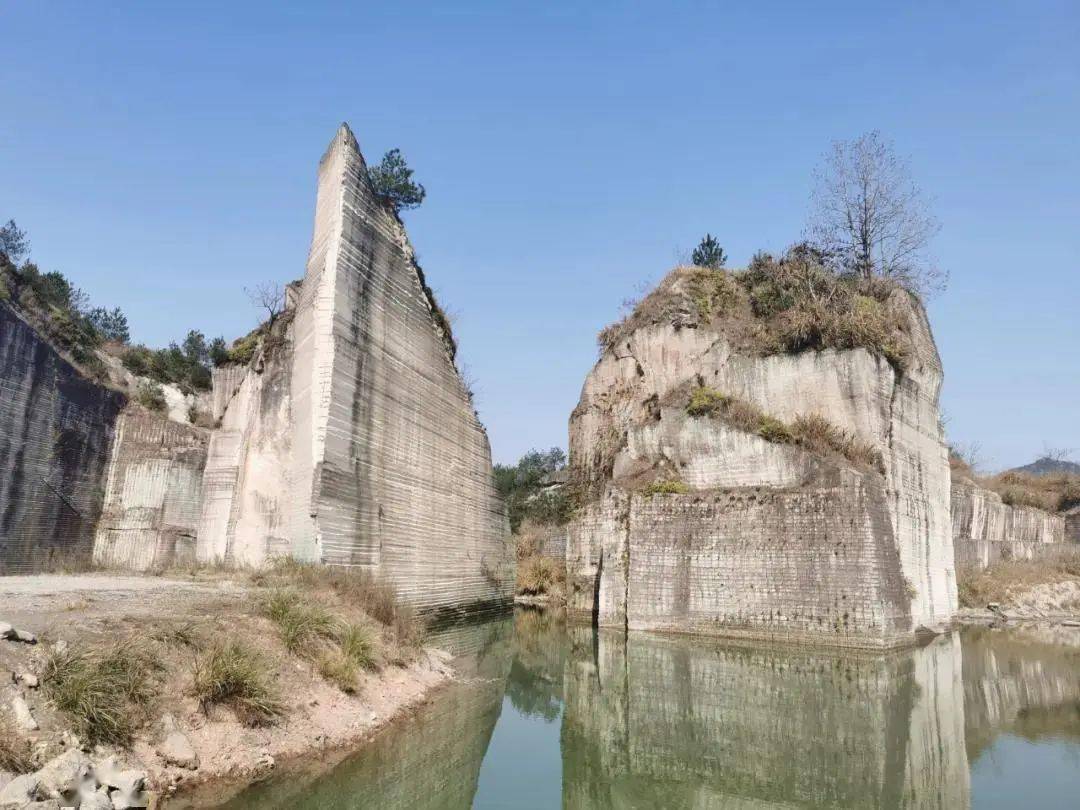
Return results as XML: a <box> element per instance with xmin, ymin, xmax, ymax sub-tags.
<box><xmin>951</xmin><ymin>479</ymin><xmax>1066</xmax><ymax>569</ymax></box>
<box><xmin>0</xmin><ymin>303</ymin><xmax>125</xmax><ymax>573</ymax></box>
<box><xmin>567</xmin><ymin>272</ymin><xmax>956</xmax><ymax>647</ymax></box>
<box><xmin>197</xmin><ymin>124</ymin><xmax>513</xmax><ymax>613</ymax></box>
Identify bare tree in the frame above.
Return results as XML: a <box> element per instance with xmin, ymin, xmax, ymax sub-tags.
<box><xmin>950</xmin><ymin>440</ymin><xmax>984</xmax><ymax>473</ymax></box>
<box><xmin>808</xmin><ymin>131</ymin><xmax>945</xmax><ymax>297</ymax></box>
<box><xmin>1040</xmin><ymin>444</ymin><xmax>1075</xmax><ymax>463</ymax></box>
<box><xmin>245</xmin><ymin>282</ymin><xmax>284</xmax><ymax>326</ymax></box>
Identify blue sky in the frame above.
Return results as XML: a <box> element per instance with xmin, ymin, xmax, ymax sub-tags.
<box><xmin>2</xmin><ymin>1</ymin><xmax>1077</xmax><ymax>470</ymax></box>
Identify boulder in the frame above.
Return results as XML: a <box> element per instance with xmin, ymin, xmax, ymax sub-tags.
<box><xmin>12</xmin><ymin>673</ymin><xmax>39</xmax><ymax>690</ymax></box>
<box><xmin>0</xmin><ymin>774</ymin><xmax>40</xmax><ymax>808</ymax></box>
<box><xmin>35</xmin><ymin>750</ymin><xmax>95</xmax><ymax>806</ymax></box>
<box><xmin>156</xmin><ymin>728</ymin><xmax>198</xmax><ymax>771</ymax></box>
<box><xmin>94</xmin><ymin>759</ymin><xmax>148</xmax><ymax>810</ymax></box>
<box><xmin>11</xmin><ymin>695</ymin><xmax>38</xmax><ymax>731</ymax></box>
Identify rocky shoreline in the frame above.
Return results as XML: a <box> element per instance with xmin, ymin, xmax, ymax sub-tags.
<box><xmin>0</xmin><ymin>574</ymin><xmax>456</xmax><ymax>809</ymax></box>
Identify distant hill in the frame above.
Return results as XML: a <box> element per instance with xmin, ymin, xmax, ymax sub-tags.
<box><xmin>1009</xmin><ymin>457</ymin><xmax>1080</xmax><ymax>477</ymax></box>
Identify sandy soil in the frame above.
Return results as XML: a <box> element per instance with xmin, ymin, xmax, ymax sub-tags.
<box><xmin>0</xmin><ymin>574</ymin><xmax>452</xmax><ymax>807</ymax></box>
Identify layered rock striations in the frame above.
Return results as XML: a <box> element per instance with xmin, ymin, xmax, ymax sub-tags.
<box><xmin>951</xmin><ymin>479</ymin><xmax>1066</xmax><ymax>569</ymax></box>
<box><xmin>198</xmin><ymin>124</ymin><xmax>512</xmax><ymax>613</ymax></box>
<box><xmin>567</xmin><ymin>268</ymin><xmax>957</xmax><ymax>647</ymax></box>
<box><xmin>94</xmin><ymin>410</ymin><xmax>208</xmax><ymax>571</ymax></box>
<box><xmin>0</xmin><ymin>303</ymin><xmax>125</xmax><ymax>573</ymax></box>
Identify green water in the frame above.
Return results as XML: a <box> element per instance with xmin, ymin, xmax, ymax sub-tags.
<box><xmin>214</xmin><ymin>611</ymin><xmax>1080</xmax><ymax>809</ymax></box>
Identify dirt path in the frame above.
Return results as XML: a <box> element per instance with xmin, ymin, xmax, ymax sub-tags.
<box><xmin>0</xmin><ymin>574</ymin><xmax>247</xmax><ymax>633</ymax></box>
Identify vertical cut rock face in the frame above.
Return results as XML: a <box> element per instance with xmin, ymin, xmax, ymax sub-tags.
<box><xmin>0</xmin><ymin>304</ymin><xmax>125</xmax><ymax>573</ymax></box>
<box><xmin>567</xmin><ymin>289</ymin><xmax>956</xmax><ymax>647</ymax></box>
<box><xmin>951</xmin><ymin>479</ymin><xmax>1066</xmax><ymax>569</ymax></box>
<box><xmin>198</xmin><ymin>124</ymin><xmax>512</xmax><ymax>613</ymax></box>
<box><xmin>94</xmin><ymin>410</ymin><xmax>208</xmax><ymax>571</ymax></box>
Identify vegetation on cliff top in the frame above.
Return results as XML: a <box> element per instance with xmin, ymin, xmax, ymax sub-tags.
<box><xmin>599</xmin><ymin>248</ymin><xmax>914</xmax><ymax>373</ymax></box>
<box><xmin>600</xmin><ymin>131</ymin><xmax>943</xmax><ymax>370</ymax></box>
<box><xmin>950</xmin><ymin>450</ymin><xmax>1080</xmax><ymax>514</ymax></box>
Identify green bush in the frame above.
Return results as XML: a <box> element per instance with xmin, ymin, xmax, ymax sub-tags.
<box><xmin>494</xmin><ymin>447</ymin><xmax>571</xmax><ymax>533</ymax></box>
<box><xmin>691</xmin><ymin>234</ymin><xmax>727</xmax><ymax>269</ymax></box>
<box><xmin>135</xmin><ymin>381</ymin><xmax>167</xmax><ymax>413</ymax></box>
<box><xmin>368</xmin><ymin>148</ymin><xmax>426</xmax><ymax>212</ymax></box>
<box><xmin>644</xmin><ymin>479</ymin><xmax>690</xmax><ymax>495</ymax></box>
<box><xmin>122</xmin><ymin>329</ymin><xmax>218</xmax><ymax>393</ymax></box>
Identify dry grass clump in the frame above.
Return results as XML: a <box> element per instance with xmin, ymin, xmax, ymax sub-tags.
<box><xmin>598</xmin><ymin>248</ymin><xmax>912</xmax><ymax>372</ymax></box>
<box><xmin>516</xmin><ymin>555</ymin><xmax>566</xmax><ymax>597</ymax></box>
<box><xmin>0</xmin><ymin>715</ymin><xmax>36</xmax><ymax>774</ymax></box>
<box><xmin>42</xmin><ymin>639</ymin><xmax>162</xmax><ymax>746</ymax></box>
<box><xmin>254</xmin><ymin>558</ymin><xmax>416</xmax><ymax>636</ymax></box>
<box><xmin>263</xmin><ymin>589</ymin><xmax>336</xmax><ymax>656</ymax></box>
<box><xmin>259</xmin><ymin>566</ymin><xmax>408</xmax><ymax>691</ymax></box>
<box><xmin>192</xmin><ymin>640</ymin><xmax>282</xmax><ymax>726</ymax></box>
<box><xmin>685</xmin><ymin>386</ymin><xmax>882</xmax><ymax>471</ymax></box>
<box><xmin>981</xmin><ymin>471</ymin><xmax>1080</xmax><ymax>514</ymax></box>
<box><xmin>958</xmin><ymin>553</ymin><xmax>1080</xmax><ymax>608</ymax></box>
<box><xmin>790</xmin><ymin>414</ymin><xmax>883</xmax><ymax>471</ymax></box>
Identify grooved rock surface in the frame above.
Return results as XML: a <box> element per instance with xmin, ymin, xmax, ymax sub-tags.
<box><xmin>198</xmin><ymin>124</ymin><xmax>512</xmax><ymax>612</ymax></box>
<box><xmin>951</xmin><ymin>479</ymin><xmax>1066</xmax><ymax>569</ymax></box>
<box><xmin>568</xmin><ymin>291</ymin><xmax>956</xmax><ymax>646</ymax></box>
<box><xmin>93</xmin><ymin>410</ymin><xmax>208</xmax><ymax>571</ymax></box>
<box><xmin>0</xmin><ymin>303</ymin><xmax>125</xmax><ymax>573</ymax></box>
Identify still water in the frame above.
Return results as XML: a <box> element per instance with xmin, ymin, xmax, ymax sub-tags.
<box><xmin>218</xmin><ymin>610</ymin><xmax>1080</xmax><ymax>809</ymax></box>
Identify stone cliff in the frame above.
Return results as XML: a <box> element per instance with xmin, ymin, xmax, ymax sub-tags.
<box><xmin>567</xmin><ymin>264</ymin><xmax>957</xmax><ymax>647</ymax></box>
<box><xmin>951</xmin><ymin>478</ymin><xmax>1067</xmax><ymax>569</ymax></box>
<box><xmin>0</xmin><ymin>304</ymin><xmax>125</xmax><ymax>573</ymax></box>
<box><xmin>0</xmin><ymin>124</ymin><xmax>512</xmax><ymax>615</ymax></box>
<box><xmin>197</xmin><ymin>124</ymin><xmax>512</xmax><ymax>613</ymax></box>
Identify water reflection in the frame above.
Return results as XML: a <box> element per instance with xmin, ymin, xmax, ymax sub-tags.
<box><xmin>562</xmin><ymin>627</ymin><xmax>969</xmax><ymax>809</ymax></box>
<box><xmin>212</xmin><ymin>612</ymin><xmax>1080</xmax><ymax>809</ymax></box>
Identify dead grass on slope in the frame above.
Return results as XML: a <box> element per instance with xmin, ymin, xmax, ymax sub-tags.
<box><xmin>958</xmin><ymin>553</ymin><xmax>1080</xmax><ymax>609</ymax></box>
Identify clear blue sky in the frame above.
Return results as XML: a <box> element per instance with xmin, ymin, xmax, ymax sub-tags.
<box><xmin>2</xmin><ymin>1</ymin><xmax>1077</xmax><ymax>470</ymax></box>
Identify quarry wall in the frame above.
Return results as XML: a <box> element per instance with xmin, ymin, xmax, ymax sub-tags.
<box><xmin>951</xmin><ymin>479</ymin><xmax>1067</xmax><ymax>569</ymax></box>
<box><xmin>567</xmin><ymin>290</ymin><xmax>956</xmax><ymax>646</ymax></box>
<box><xmin>195</xmin><ymin>124</ymin><xmax>512</xmax><ymax>612</ymax></box>
<box><xmin>93</xmin><ymin>409</ymin><xmax>208</xmax><ymax>571</ymax></box>
<box><xmin>0</xmin><ymin>303</ymin><xmax>125</xmax><ymax>573</ymax></box>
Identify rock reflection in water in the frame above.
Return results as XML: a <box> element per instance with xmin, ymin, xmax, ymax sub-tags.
<box><xmin>213</xmin><ymin>613</ymin><xmax>514</xmax><ymax>810</ymax></box>
<box><xmin>213</xmin><ymin>613</ymin><xmax>1080</xmax><ymax>809</ymax></box>
<box><xmin>561</xmin><ymin>627</ymin><xmax>970</xmax><ymax>809</ymax></box>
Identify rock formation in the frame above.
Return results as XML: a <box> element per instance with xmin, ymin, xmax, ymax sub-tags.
<box><xmin>566</xmin><ymin>266</ymin><xmax>957</xmax><ymax>646</ymax></box>
<box><xmin>951</xmin><ymin>478</ymin><xmax>1067</xmax><ymax>569</ymax></box>
<box><xmin>197</xmin><ymin>125</ymin><xmax>512</xmax><ymax>613</ymax></box>
<box><xmin>0</xmin><ymin>304</ymin><xmax>124</xmax><ymax>574</ymax></box>
<box><xmin>0</xmin><ymin>124</ymin><xmax>512</xmax><ymax>615</ymax></box>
